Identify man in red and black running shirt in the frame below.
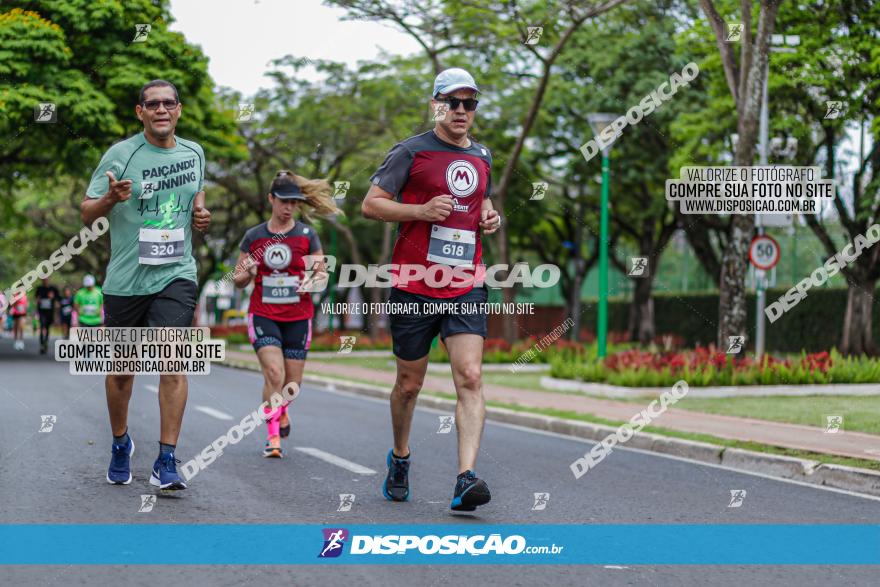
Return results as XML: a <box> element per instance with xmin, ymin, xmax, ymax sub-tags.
<box><xmin>362</xmin><ymin>68</ymin><xmax>501</xmax><ymax>512</ymax></box>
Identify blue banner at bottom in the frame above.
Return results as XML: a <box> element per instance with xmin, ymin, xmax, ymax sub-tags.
<box><xmin>1</xmin><ymin>525</ymin><xmax>878</xmax><ymax>565</ymax></box>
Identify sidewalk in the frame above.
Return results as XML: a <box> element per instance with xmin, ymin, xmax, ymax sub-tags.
<box><xmin>225</xmin><ymin>350</ymin><xmax>880</xmax><ymax>462</ymax></box>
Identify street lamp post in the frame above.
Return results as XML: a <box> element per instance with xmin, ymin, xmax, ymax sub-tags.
<box><xmin>587</xmin><ymin>113</ymin><xmax>621</xmax><ymax>359</ymax></box>
<box><xmin>755</xmin><ymin>33</ymin><xmax>800</xmax><ymax>360</ymax></box>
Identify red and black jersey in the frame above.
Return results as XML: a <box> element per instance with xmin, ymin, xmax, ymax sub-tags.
<box><xmin>370</xmin><ymin>130</ymin><xmax>492</xmax><ymax>298</ymax></box>
<box><xmin>239</xmin><ymin>221</ymin><xmax>322</xmax><ymax>321</ymax></box>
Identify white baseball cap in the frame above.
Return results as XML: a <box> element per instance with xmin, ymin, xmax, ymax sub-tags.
<box><xmin>432</xmin><ymin>68</ymin><xmax>479</xmax><ymax>98</ymax></box>
<box><xmin>83</xmin><ymin>275</ymin><xmax>96</xmax><ymax>287</ymax></box>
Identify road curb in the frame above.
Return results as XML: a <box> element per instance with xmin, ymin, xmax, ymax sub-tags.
<box><xmin>223</xmin><ymin>359</ymin><xmax>880</xmax><ymax>498</ymax></box>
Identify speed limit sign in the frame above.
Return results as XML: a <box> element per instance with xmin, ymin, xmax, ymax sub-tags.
<box><xmin>749</xmin><ymin>235</ymin><xmax>781</xmax><ymax>270</ymax></box>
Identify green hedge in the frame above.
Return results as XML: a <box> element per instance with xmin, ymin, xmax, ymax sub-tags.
<box><xmin>578</xmin><ymin>287</ymin><xmax>877</xmax><ymax>353</ymax></box>
<box><xmin>550</xmin><ymin>350</ymin><xmax>880</xmax><ymax>386</ymax></box>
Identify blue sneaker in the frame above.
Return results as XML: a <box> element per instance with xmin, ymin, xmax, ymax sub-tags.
<box><xmin>450</xmin><ymin>470</ymin><xmax>490</xmax><ymax>511</ymax></box>
<box><xmin>382</xmin><ymin>449</ymin><xmax>410</xmax><ymax>502</ymax></box>
<box><xmin>106</xmin><ymin>437</ymin><xmax>135</xmax><ymax>485</ymax></box>
<box><xmin>149</xmin><ymin>452</ymin><xmax>187</xmax><ymax>491</ymax></box>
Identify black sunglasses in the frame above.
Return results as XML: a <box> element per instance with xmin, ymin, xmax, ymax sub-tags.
<box><xmin>436</xmin><ymin>97</ymin><xmax>479</xmax><ymax>112</ymax></box>
<box><xmin>141</xmin><ymin>99</ymin><xmax>179</xmax><ymax>111</ymax></box>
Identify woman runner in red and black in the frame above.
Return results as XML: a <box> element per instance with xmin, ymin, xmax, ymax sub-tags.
<box><xmin>233</xmin><ymin>170</ymin><xmax>339</xmax><ymax>457</ymax></box>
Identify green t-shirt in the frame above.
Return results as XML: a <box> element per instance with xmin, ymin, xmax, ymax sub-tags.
<box><xmin>74</xmin><ymin>287</ymin><xmax>103</xmax><ymax>325</ymax></box>
<box><xmin>86</xmin><ymin>132</ymin><xmax>205</xmax><ymax>296</ymax></box>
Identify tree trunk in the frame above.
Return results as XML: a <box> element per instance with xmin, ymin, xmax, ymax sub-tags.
<box><xmin>841</xmin><ymin>278</ymin><xmax>877</xmax><ymax>356</ymax></box>
<box><xmin>717</xmin><ymin>214</ymin><xmax>752</xmax><ymax>349</ymax></box>
<box><xmin>628</xmin><ymin>275</ymin><xmax>655</xmax><ymax>345</ymax></box>
<box><xmin>704</xmin><ymin>0</ymin><xmax>781</xmax><ymax>351</ymax></box>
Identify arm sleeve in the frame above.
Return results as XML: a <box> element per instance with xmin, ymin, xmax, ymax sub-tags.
<box><xmin>483</xmin><ymin>148</ymin><xmax>493</xmax><ymax>200</ymax></box>
<box><xmin>196</xmin><ymin>144</ymin><xmax>206</xmax><ymax>192</ymax></box>
<box><xmin>239</xmin><ymin>229</ymin><xmax>253</xmax><ymax>253</ymax></box>
<box><xmin>369</xmin><ymin>143</ymin><xmax>414</xmax><ymax>198</ymax></box>
<box><xmin>308</xmin><ymin>228</ymin><xmax>322</xmax><ymax>253</ymax></box>
<box><xmin>85</xmin><ymin>147</ymin><xmax>125</xmax><ymax>199</ymax></box>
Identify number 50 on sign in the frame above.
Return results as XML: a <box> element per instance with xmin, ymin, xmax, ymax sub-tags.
<box><xmin>749</xmin><ymin>235</ymin><xmax>780</xmax><ymax>270</ymax></box>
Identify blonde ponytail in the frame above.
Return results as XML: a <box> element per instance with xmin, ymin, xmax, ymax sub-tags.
<box><xmin>292</xmin><ymin>173</ymin><xmax>343</xmax><ymax>221</ymax></box>
<box><xmin>270</xmin><ymin>170</ymin><xmax>343</xmax><ymax>221</ymax></box>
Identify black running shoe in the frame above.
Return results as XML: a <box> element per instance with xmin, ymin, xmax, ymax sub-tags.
<box><xmin>450</xmin><ymin>470</ymin><xmax>491</xmax><ymax>511</ymax></box>
<box><xmin>279</xmin><ymin>412</ymin><xmax>291</xmax><ymax>439</ymax></box>
<box><xmin>382</xmin><ymin>449</ymin><xmax>410</xmax><ymax>501</ymax></box>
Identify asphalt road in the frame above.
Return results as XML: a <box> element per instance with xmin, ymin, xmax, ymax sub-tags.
<box><xmin>1</xmin><ymin>336</ymin><xmax>878</xmax><ymax>586</ymax></box>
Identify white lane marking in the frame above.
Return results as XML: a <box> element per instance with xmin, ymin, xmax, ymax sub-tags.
<box><xmin>294</xmin><ymin>447</ymin><xmax>376</xmax><ymax>475</ymax></box>
<box><xmin>309</xmin><ymin>383</ymin><xmax>880</xmax><ymax>503</ymax></box>
<box><xmin>144</xmin><ymin>384</ymin><xmax>232</xmax><ymax>421</ymax></box>
<box><xmin>193</xmin><ymin>405</ymin><xmax>234</xmax><ymax>421</ymax></box>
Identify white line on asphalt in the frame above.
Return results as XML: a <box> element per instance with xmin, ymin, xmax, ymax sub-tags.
<box><xmin>307</xmin><ymin>381</ymin><xmax>880</xmax><ymax>503</ymax></box>
<box><xmin>294</xmin><ymin>447</ymin><xmax>377</xmax><ymax>475</ymax></box>
<box><xmin>193</xmin><ymin>405</ymin><xmax>234</xmax><ymax>421</ymax></box>
<box><xmin>145</xmin><ymin>385</ymin><xmax>158</xmax><ymax>393</ymax></box>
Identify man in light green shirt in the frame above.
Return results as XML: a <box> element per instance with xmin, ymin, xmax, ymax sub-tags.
<box><xmin>80</xmin><ymin>79</ymin><xmax>211</xmax><ymax>491</ymax></box>
<box><xmin>73</xmin><ymin>275</ymin><xmax>103</xmax><ymax>326</ymax></box>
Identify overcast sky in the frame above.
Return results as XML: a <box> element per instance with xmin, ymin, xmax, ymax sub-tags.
<box><xmin>169</xmin><ymin>0</ymin><xmax>422</xmax><ymax>96</ymax></box>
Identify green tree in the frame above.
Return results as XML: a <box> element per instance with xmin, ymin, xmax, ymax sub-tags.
<box><xmin>329</xmin><ymin>0</ymin><xmax>633</xmax><ymax>342</ymax></box>
<box><xmin>772</xmin><ymin>0</ymin><xmax>880</xmax><ymax>354</ymax></box>
<box><xmin>672</xmin><ymin>0</ymin><xmax>880</xmax><ymax>355</ymax></box>
<box><xmin>550</xmin><ymin>0</ymin><xmax>702</xmax><ymax>343</ymax></box>
<box><xmin>207</xmin><ymin>54</ymin><xmax>433</xmax><ymax>336</ymax></box>
<box><xmin>0</xmin><ymin>0</ymin><xmax>243</xmax><ymax>289</ymax></box>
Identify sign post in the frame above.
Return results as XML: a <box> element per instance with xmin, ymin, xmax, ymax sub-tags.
<box><xmin>750</xmin><ymin>234</ymin><xmax>781</xmax><ymax>360</ymax></box>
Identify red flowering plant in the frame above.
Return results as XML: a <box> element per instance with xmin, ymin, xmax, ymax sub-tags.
<box><xmin>550</xmin><ymin>345</ymin><xmax>857</xmax><ymax>387</ymax></box>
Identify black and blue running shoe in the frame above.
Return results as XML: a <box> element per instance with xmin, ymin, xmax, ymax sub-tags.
<box><xmin>450</xmin><ymin>470</ymin><xmax>490</xmax><ymax>511</ymax></box>
<box><xmin>382</xmin><ymin>449</ymin><xmax>410</xmax><ymax>501</ymax></box>
<box><xmin>149</xmin><ymin>452</ymin><xmax>187</xmax><ymax>491</ymax></box>
<box><xmin>106</xmin><ymin>436</ymin><xmax>135</xmax><ymax>485</ymax></box>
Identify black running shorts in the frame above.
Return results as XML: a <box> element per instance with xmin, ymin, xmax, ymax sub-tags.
<box><xmin>388</xmin><ymin>286</ymin><xmax>488</xmax><ymax>361</ymax></box>
<box><xmin>38</xmin><ymin>310</ymin><xmax>54</xmax><ymax>327</ymax></box>
<box><xmin>104</xmin><ymin>278</ymin><xmax>197</xmax><ymax>328</ymax></box>
<box><xmin>248</xmin><ymin>314</ymin><xmax>312</xmax><ymax>360</ymax></box>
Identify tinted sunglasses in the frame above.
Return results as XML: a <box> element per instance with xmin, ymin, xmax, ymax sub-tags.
<box><xmin>141</xmin><ymin>99</ymin><xmax>179</xmax><ymax>111</ymax></box>
<box><xmin>435</xmin><ymin>97</ymin><xmax>479</xmax><ymax>112</ymax></box>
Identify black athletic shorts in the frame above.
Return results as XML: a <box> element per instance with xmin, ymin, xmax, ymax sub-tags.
<box><xmin>388</xmin><ymin>285</ymin><xmax>488</xmax><ymax>361</ymax></box>
<box><xmin>248</xmin><ymin>314</ymin><xmax>311</xmax><ymax>360</ymax></box>
<box><xmin>38</xmin><ymin>310</ymin><xmax>54</xmax><ymax>327</ymax></box>
<box><xmin>104</xmin><ymin>278</ymin><xmax>197</xmax><ymax>328</ymax></box>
